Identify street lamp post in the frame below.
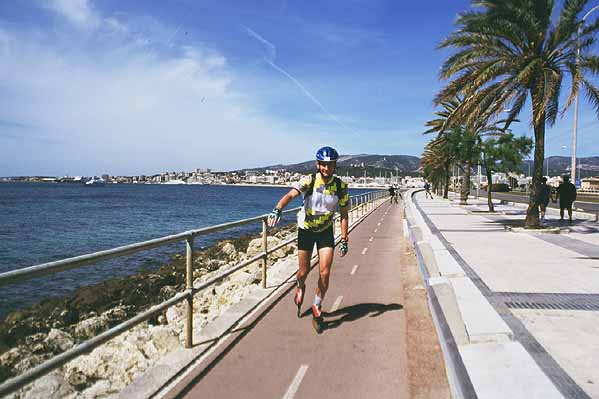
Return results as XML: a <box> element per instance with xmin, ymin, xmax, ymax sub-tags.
<box><xmin>572</xmin><ymin>5</ymin><xmax>599</xmax><ymax>183</ymax></box>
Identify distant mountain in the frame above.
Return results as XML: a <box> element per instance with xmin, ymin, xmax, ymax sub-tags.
<box><xmin>238</xmin><ymin>154</ymin><xmax>422</xmax><ymax>176</ymax></box>
<box><xmin>521</xmin><ymin>156</ymin><xmax>599</xmax><ymax>178</ymax></box>
<box><xmin>236</xmin><ymin>154</ymin><xmax>599</xmax><ymax>179</ymax></box>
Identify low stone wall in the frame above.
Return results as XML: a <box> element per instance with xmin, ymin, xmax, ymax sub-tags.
<box><xmin>1</xmin><ymin>225</ymin><xmax>298</xmax><ymax>399</ymax></box>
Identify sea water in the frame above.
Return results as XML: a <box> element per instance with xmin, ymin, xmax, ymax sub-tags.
<box><xmin>0</xmin><ymin>182</ymin><xmax>371</xmax><ymax>317</ymax></box>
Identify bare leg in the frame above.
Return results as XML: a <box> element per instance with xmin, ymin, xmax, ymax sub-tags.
<box><xmin>315</xmin><ymin>247</ymin><xmax>334</xmax><ymax>301</ymax></box>
<box><xmin>296</xmin><ymin>249</ymin><xmax>312</xmax><ymax>285</ymax></box>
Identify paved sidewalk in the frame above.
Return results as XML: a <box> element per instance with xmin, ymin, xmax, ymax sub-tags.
<box><xmin>407</xmin><ymin>191</ymin><xmax>599</xmax><ymax>399</ymax></box>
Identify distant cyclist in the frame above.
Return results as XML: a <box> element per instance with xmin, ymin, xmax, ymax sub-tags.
<box><xmin>267</xmin><ymin>146</ymin><xmax>349</xmax><ymax>334</ymax></box>
<box><xmin>388</xmin><ymin>185</ymin><xmax>398</xmax><ymax>204</ymax></box>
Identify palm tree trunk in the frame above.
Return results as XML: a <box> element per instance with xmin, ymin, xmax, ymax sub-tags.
<box><xmin>525</xmin><ymin>117</ymin><xmax>544</xmax><ymax>228</ymax></box>
<box><xmin>481</xmin><ymin>153</ymin><xmax>494</xmax><ymax>212</ymax></box>
<box><xmin>443</xmin><ymin>161</ymin><xmax>450</xmax><ymax>199</ymax></box>
<box><xmin>460</xmin><ymin>162</ymin><xmax>471</xmax><ymax>205</ymax></box>
<box><xmin>485</xmin><ymin>168</ymin><xmax>494</xmax><ymax>212</ymax></box>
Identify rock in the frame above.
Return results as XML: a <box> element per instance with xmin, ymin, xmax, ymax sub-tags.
<box><xmin>31</xmin><ymin>342</ymin><xmax>46</xmax><ymax>354</ymax></box>
<box><xmin>149</xmin><ymin>326</ymin><xmax>179</xmax><ymax>353</ymax></box>
<box><xmin>250</xmin><ymin>269</ymin><xmax>262</xmax><ymax>284</ymax></box>
<box><xmin>157</xmin><ymin>315</ymin><xmax>167</xmax><ymax>325</ymax></box>
<box><xmin>0</xmin><ymin>346</ymin><xmax>27</xmax><ymax>369</ymax></box>
<box><xmin>102</xmin><ymin>306</ymin><xmax>131</xmax><ymax>325</ymax></box>
<box><xmin>65</xmin><ymin>367</ymin><xmax>89</xmax><ymax>389</ymax></box>
<box><xmin>81</xmin><ymin>380</ymin><xmax>115</xmax><ymax>399</ymax></box>
<box><xmin>74</xmin><ymin>315</ymin><xmax>109</xmax><ymax>339</ymax></box>
<box><xmin>14</xmin><ymin>354</ymin><xmax>44</xmax><ymax>374</ymax></box>
<box><xmin>214</xmin><ymin>283</ymin><xmax>228</xmax><ymax>297</ymax></box>
<box><xmin>24</xmin><ymin>333</ymin><xmax>46</xmax><ymax>346</ymax></box>
<box><xmin>159</xmin><ymin>285</ymin><xmax>178</xmax><ymax>300</ymax></box>
<box><xmin>64</xmin><ymin>340</ymin><xmax>149</xmax><ymax>390</ymax></box>
<box><xmin>22</xmin><ymin>371</ymin><xmax>74</xmax><ymax>399</ymax></box>
<box><xmin>246</xmin><ymin>236</ymin><xmax>281</xmax><ymax>258</ymax></box>
<box><xmin>142</xmin><ymin>341</ymin><xmax>159</xmax><ymax>359</ymax></box>
<box><xmin>220</xmin><ymin>242</ymin><xmax>237</xmax><ymax>258</ymax></box>
<box><xmin>204</xmin><ymin>259</ymin><xmax>227</xmax><ymax>272</ymax></box>
<box><xmin>229</xmin><ymin>270</ymin><xmax>252</xmax><ymax>285</ymax></box>
<box><xmin>166</xmin><ymin>307</ymin><xmax>181</xmax><ymax>324</ymax></box>
<box><xmin>45</xmin><ymin>328</ymin><xmax>74</xmax><ymax>352</ymax></box>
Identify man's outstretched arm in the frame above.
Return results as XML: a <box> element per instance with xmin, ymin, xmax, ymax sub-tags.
<box><xmin>267</xmin><ymin>188</ymin><xmax>301</xmax><ymax>227</ymax></box>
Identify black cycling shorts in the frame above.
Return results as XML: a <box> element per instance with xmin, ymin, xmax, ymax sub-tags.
<box><xmin>297</xmin><ymin>226</ymin><xmax>334</xmax><ymax>251</ymax></box>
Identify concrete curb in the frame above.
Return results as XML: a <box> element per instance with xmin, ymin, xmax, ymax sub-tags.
<box><xmin>408</xmin><ymin>190</ymin><xmax>568</xmax><ymax>399</ymax></box>
<box><xmin>405</xmin><ymin>190</ymin><xmax>476</xmax><ymax>399</ymax></box>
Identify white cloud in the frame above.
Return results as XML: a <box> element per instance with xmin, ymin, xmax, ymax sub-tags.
<box><xmin>43</xmin><ymin>0</ymin><xmax>99</xmax><ymax>28</ymax></box>
<box><xmin>0</xmin><ymin>8</ymin><xmax>317</xmax><ymax>175</ymax></box>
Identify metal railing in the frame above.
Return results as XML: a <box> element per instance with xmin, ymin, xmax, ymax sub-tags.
<box><xmin>0</xmin><ymin>189</ymin><xmax>386</xmax><ymax>396</ymax></box>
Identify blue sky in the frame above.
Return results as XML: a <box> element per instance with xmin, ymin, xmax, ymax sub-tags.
<box><xmin>0</xmin><ymin>0</ymin><xmax>598</xmax><ymax>176</ymax></box>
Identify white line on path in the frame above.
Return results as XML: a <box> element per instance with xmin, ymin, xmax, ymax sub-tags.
<box><xmin>351</xmin><ymin>265</ymin><xmax>359</xmax><ymax>275</ymax></box>
<box><xmin>369</xmin><ymin>236</ymin><xmax>373</xmax><ymax>242</ymax></box>
<box><xmin>374</xmin><ymin>228</ymin><xmax>378</xmax><ymax>233</ymax></box>
<box><xmin>283</xmin><ymin>365</ymin><xmax>309</xmax><ymax>399</ymax></box>
<box><xmin>331</xmin><ymin>296</ymin><xmax>343</xmax><ymax>313</ymax></box>
<box><xmin>361</xmin><ymin>247</ymin><xmax>368</xmax><ymax>255</ymax></box>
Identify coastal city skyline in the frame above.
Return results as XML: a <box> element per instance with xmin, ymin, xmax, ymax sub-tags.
<box><xmin>2</xmin><ymin>0</ymin><xmax>599</xmax><ymax>177</ymax></box>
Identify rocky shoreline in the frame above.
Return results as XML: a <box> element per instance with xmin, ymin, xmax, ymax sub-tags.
<box><xmin>1</xmin><ymin>224</ymin><xmax>298</xmax><ymax>398</ymax></box>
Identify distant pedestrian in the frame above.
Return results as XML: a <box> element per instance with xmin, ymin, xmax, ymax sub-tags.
<box><xmin>423</xmin><ymin>181</ymin><xmax>433</xmax><ymax>199</ymax></box>
<box><xmin>538</xmin><ymin>177</ymin><xmax>551</xmax><ymax>222</ymax></box>
<box><xmin>388</xmin><ymin>185</ymin><xmax>398</xmax><ymax>204</ymax></box>
<box><xmin>554</xmin><ymin>175</ymin><xmax>577</xmax><ymax>223</ymax></box>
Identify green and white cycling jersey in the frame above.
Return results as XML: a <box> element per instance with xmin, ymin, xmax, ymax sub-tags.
<box><xmin>293</xmin><ymin>173</ymin><xmax>349</xmax><ymax>232</ymax></box>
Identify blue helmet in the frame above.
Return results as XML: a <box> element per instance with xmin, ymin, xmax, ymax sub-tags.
<box><xmin>316</xmin><ymin>146</ymin><xmax>339</xmax><ymax>162</ymax></box>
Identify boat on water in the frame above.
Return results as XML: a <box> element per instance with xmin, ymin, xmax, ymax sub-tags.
<box><xmin>162</xmin><ymin>179</ymin><xmax>186</xmax><ymax>185</ymax></box>
<box><xmin>85</xmin><ymin>176</ymin><xmax>106</xmax><ymax>186</ymax></box>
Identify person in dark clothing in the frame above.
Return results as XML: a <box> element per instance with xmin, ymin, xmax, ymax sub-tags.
<box><xmin>388</xmin><ymin>186</ymin><xmax>398</xmax><ymax>203</ymax></box>
<box><xmin>423</xmin><ymin>181</ymin><xmax>433</xmax><ymax>199</ymax></box>
<box><xmin>554</xmin><ymin>175</ymin><xmax>577</xmax><ymax>222</ymax></box>
<box><xmin>538</xmin><ymin>177</ymin><xmax>552</xmax><ymax>222</ymax></box>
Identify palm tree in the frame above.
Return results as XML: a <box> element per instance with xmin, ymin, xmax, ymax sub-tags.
<box><xmin>425</xmin><ymin>97</ymin><xmax>505</xmax><ymax>204</ymax></box>
<box><xmin>436</xmin><ymin>0</ymin><xmax>599</xmax><ymax>227</ymax></box>
<box><xmin>421</xmin><ymin>136</ymin><xmax>452</xmax><ymax>197</ymax></box>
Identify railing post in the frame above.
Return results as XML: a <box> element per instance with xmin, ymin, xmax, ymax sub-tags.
<box><xmin>361</xmin><ymin>195</ymin><xmax>365</xmax><ymax>216</ymax></box>
<box><xmin>359</xmin><ymin>196</ymin><xmax>362</xmax><ymax>218</ymax></box>
<box><xmin>185</xmin><ymin>235</ymin><xmax>193</xmax><ymax>348</ymax></box>
<box><xmin>262</xmin><ymin>218</ymin><xmax>268</xmax><ymax>289</ymax></box>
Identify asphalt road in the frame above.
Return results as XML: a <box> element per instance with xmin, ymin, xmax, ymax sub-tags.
<box><xmin>470</xmin><ymin>190</ymin><xmax>599</xmax><ymax>214</ymax></box>
<box><xmin>163</xmin><ymin>201</ymin><xmax>450</xmax><ymax>399</ymax></box>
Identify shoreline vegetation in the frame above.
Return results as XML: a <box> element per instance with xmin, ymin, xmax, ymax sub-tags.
<box><xmin>0</xmin><ymin>223</ymin><xmax>298</xmax><ymax>398</ymax></box>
